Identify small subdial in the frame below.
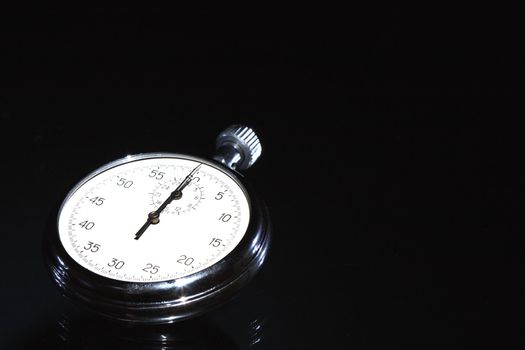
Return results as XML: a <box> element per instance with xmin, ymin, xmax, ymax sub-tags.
<box><xmin>150</xmin><ymin>179</ymin><xmax>204</xmax><ymax>214</ymax></box>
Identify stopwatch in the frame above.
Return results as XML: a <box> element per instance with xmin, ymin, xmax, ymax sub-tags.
<box><xmin>44</xmin><ymin>125</ymin><xmax>271</xmax><ymax>325</ymax></box>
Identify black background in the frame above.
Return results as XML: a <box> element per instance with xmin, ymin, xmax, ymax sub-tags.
<box><xmin>0</xmin><ymin>7</ymin><xmax>523</xmax><ymax>349</ymax></box>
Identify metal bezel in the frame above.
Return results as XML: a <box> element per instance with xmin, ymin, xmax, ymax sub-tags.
<box><xmin>44</xmin><ymin>153</ymin><xmax>271</xmax><ymax>324</ymax></box>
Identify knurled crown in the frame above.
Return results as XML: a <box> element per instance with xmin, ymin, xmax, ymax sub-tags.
<box><xmin>216</xmin><ymin>125</ymin><xmax>262</xmax><ymax>170</ymax></box>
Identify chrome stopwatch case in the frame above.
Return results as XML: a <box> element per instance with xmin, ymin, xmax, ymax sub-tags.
<box><xmin>44</xmin><ymin>125</ymin><xmax>271</xmax><ymax>324</ymax></box>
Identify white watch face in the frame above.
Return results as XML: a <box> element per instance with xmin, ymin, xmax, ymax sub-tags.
<box><xmin>57</xmin><ymin>154</ymin><xmax>251</xmax><ymax>283</ymax></box>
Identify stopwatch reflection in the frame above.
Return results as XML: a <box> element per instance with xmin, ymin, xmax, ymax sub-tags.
<box><xmin>50</xmin><ymin>313</ymin><xmax>240</xmax><ymax>349</ymax></box>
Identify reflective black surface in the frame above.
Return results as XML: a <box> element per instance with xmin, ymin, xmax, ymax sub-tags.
<box><xmin>0</xmin><ymin>8</ymin><xmax>522</xmax><ymax>349</ymax></box>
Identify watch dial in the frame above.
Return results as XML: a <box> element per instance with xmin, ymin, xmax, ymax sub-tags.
<box><xmin>57</xmin><ymin>154</ymin><xmax>250</xmax><ymax>282</ymax></box>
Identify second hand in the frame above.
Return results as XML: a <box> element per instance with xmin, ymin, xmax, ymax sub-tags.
<box><xmin>134</xmin><ymin>163</ymin><xmax>202</xmax><ymax>240</ymax></box>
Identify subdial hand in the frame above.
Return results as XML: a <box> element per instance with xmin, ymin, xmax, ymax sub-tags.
<box><xmin>134</xmin><ymin>164</ymin><xmax>202</xmax><ymax>240</ymax></box>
